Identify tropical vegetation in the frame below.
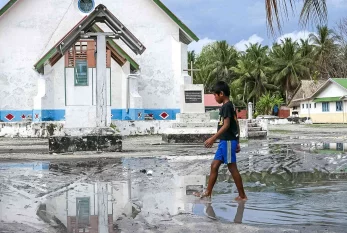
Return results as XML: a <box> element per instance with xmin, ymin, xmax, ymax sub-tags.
<box><xmin>189</xmin><ymin>23</ymin><xmax>347</xmax><ymax>110</ymax></box>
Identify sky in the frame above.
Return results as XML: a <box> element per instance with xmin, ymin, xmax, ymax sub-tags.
<box><xmin>1</xmin><ymin>0</ymin><xmax>347</xmax><ymax>53</ymax></box>
<box><xmin>0</xmin><ymin>0</ymin><xmax>6</xmax><ymax>9</ymax></box>
<box><xmin>161</xmin><ymin>0</ymin><xmax>347</xmax><ymax>53</ymax></box>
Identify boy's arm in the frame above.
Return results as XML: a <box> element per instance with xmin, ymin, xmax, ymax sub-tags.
<box><xmin>204</xmin><ymin>117</ymin><xmax>230</xmax><ymax>148</ymax></box>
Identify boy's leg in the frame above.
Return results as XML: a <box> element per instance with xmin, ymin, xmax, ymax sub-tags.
<box><xmin>205</xmin><ymin>160</ymin><xmax>222</xmax><ymax>196</ymax></box>
<box><xmin>196</xmin><ymin>160</ymin><xmax>222</xmax><ymax>198</ymax></box>
<box><xmin>227</xmin><ymin>163</ymin><xmax>247</xmax><ymax>200</ymax></box>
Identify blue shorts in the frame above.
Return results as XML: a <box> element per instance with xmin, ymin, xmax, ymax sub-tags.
<box><xmin>214</xmin><ymin>140</ymin><xmax>237</xmax><ymax>164</ymax></box>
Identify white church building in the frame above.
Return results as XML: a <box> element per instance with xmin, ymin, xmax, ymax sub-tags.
<box><xmin>0</xmin><ymin>0</ymin><xmax>199</xmax><ymax>124</ymax></box>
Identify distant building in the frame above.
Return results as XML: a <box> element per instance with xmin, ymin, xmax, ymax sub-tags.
<box><xmin>204</xmin><ymin>94</ymin><xmax>222</xmax><ymax>112</ymax></box>
<box><xmin>288</xmin><ymin>79</ymin><xmax>347</xmax><ymax>123</ymax></box>
<box><xmin>204</xmin><ymin>94</ymin><xmax>247</xmax><ymax>119</ymax></box>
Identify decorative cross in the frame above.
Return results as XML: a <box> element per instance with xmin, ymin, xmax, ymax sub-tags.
<box><xmin>183</xmin><ymin>61</ymin><xmax>201</xmax><ymax>80</ymax></box>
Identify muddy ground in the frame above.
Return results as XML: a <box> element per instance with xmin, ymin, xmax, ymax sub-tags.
<box><xmin>1</xmin><ymin>124</ymin><xmax>347</xmax><ymax>233</ymax></box>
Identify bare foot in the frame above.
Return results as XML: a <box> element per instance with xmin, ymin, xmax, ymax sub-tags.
<box><xmin>235</xmin><ymin>196</ymin><xmax>248</xmax><ymax>202</ymax></box>
<box><xmin>193</xmin><ymin>191</ymin><xmax>211</xmax><ymax>199</ymax></box>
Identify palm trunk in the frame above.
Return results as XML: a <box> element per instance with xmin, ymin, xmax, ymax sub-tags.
<box><xmin>286</xmin><ymin>77</ymin><xmax>289</xmax><ymax>105</ymax></box>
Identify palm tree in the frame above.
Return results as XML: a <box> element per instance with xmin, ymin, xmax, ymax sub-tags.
<box><xmin>192</xmin><ymin>41</ymin><xmax>239</xmax><ymax>92</ymax></box>
<box><xmin>309</xmin><ymin>25</ymin><xmax>338</xmax><ymax>78</ymax></box>
<box><xmin>299</xmin><ymin>39</ymin><xmax>314</xmax><ymax>58</ymax></box>
<box><xmin>193</xmin><ymin>65</ymin><xmax>215</xmax><ymax>93</ymax></box>
<box><xmin>229</xmin><ymin>80</ymin><xmax>246</xmax><ymax>107</ymax></box>
<box><xmin>265</xmin><ymin>0</ymin><xmax>327</xmax><ymax>34</ymax></box>
<box><xmin>233</xmin><ymin>43</ymin><xmax>277</xmax><ymax>104</ymax></box>
<box><xmin>210</xmin><ymin>41</ymin><xmax>239</xmax><ymax>83</ymax></box>
<box><xmin>270</xmin><ymin>38</ymin><xmax>311</xmax><ymax>103</ymax></box>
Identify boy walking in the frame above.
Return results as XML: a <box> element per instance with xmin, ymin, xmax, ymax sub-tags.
<box><xmin>197</xmin><ymin>81</ymin><xmax>247</xmax><ymax>201</ymax></box>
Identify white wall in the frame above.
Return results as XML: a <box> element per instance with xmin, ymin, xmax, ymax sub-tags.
<box><xmin>0</xmin><ymin>0</ymin><xmax>189</xmax><ymax>113</ymax></box>
<box><xmin>0</xmin><ymin>0</ymin><xmax>74</xmax><ymax>110</ymax></box>
<box><xmin>317</xmin><ymin>83</ymin><xmax>347</xmax><ymax>98</ymax></box>
<box><xmin>111</xmin><ymin>60</ymin><xmax>126</xmax><ymax>109</ymax></box>
<box><xmin>102</xmin><ymin>0</ymin><xmax>187</xmax><ymax>110</ymax></box>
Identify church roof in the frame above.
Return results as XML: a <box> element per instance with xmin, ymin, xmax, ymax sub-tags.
<box><xmin>33</xmin><ymin>5</ymin><xmax>144</xmax><ymax>73</ymax></box>
<box><xmin>0</xmin><ymin>0</ymin><xmax>18</xmax><ymax>18</ymax></box>
<box><xmin>152</xmin><ymin>0</ymin><xmax>199</xmax><ymax>42</ymax></box>
<box><xmin>0</xmin><ymin>0</ymin><xmax>199</xmax><ymax>42</ymax></box>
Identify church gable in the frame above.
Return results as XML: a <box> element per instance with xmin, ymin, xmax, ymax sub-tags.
<box><xmin>33</xmin><ymin>4</ymin><xmax>145</xmax><ymax>74</ymax></box>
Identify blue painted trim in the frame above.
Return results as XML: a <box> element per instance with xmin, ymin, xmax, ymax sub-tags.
<box><xmin>111</xmin><ymin>108</ymin><xmax>180</xmax><ymax>121</ymax></box>
<box><xmin>0</xmin><ymin>110</ymin><xmax>32</xmax><ymax>122</ymax></box>
<box><xmin>0</xmin><ymin>109</ymin><xmax>65</xmax><ymax>122</ymax></box>
<box><xmin>0</xmin><ymin>108</ymin><xmax>180</xmax><ymax>122</ymax></box>
<box><xmin>32</xmin><ymin>109</ymin><xmax>65</xmax><ymax>122</ymax></box>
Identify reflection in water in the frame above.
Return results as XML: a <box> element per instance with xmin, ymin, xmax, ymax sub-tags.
<box><xmin>37</xmin><ymin>182</ymin><xmax>130</xmax><ymax>233</ymax></box>
<box><xmin>203</xmin><ymin>202</ymin><xmax>245</xmax><ymax>223</ymax></box>
<box><xmin>37</xmin><ymin>168</ymin><xmax>137</xmax><ymax>233</ymax></box>
<box><xmin>31</xmin><ymin>156</ymin><xmax>347</xmax><ymax>230</ymax></box>
<box><xmin>37</xmin><ymin>174</ymin><xmax>210</xmax><ymax>232</ymax></box>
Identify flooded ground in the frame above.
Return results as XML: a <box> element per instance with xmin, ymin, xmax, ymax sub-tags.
<box><xmin>1</xmin><ymin>126</ymin><xmax>347</xmax><ymax>232</ymax></box>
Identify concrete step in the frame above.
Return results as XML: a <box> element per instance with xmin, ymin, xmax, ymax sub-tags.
<box><xmin>171</xmin><ymin>122</ymin><xmax>217</xmax><ymax>128</ymax></box>
<box><xmin>248</xmin><ymin>123</ymin><xmax>258</xmax><ymax>127</ymax></box>
<box><xmin>248</xmin><ymin>127</ymin><xmax>262</xmax><ymax>131</ymax></box>
<box><xmin>176</xmin><ymin>113</ymin><xmax>211</xmax><ymax>123</ymax></box>
<box><xmin>248</xmin><ymin>131</ymin><xmax>267</xmax><ymax>139</ymax></box>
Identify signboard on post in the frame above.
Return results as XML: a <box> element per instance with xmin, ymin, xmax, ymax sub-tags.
<box><xmin>185</xmin><ymin>90</ymin><xmax>202</xmax><ymax>103</ymax></box>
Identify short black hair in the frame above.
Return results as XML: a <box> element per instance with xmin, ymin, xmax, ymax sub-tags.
<box><xmin>213</xmin><ymin>81</ymin><xmax>230</xmax><ymax>97</ymax></box>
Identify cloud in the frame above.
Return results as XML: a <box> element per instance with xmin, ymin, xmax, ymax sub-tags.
<box><xmin>276</xmin><ymin>30</ymin><xmax>314</xmax><ymax>43</ymax></box>
<box><xmin>188</xmin><ymin>37</ymin><xmax>216</xmax><ymax>54</ymax></box>
<box><xmin>327</xmin><ymin>0</ymin><xmax>347</xmax><ymax>8</ymax></box>
<box><xmin>234</xmin><ymin>34</ymin><xmax>264</xmax><ymax>51</ymax></box>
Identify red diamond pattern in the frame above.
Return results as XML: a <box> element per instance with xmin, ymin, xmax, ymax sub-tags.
<box><xmin>35</xmin><ymin>114</ymin><xmax>39</xmax><ymax>119</ymax></box>
<box><xmin>159</xmin><ymin>112</ymin><xmax>169</xmax><ymax>120</ymax></box>
<box><xmin>5</xmin><ymin>114</ymin><xmax>15</xmax><ymax>121</ymax></box>
<box><xmin>21</xmin><ymin>114</ymin><xmax>26</xmax><ymax>119</ymax></box>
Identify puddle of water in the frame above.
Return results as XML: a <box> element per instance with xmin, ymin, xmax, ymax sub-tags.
<box><xmin>33</xmin><ymin>172</ymin><xmax>347</xmax><ymax>232</ymax></box>
<box><xmin>196</xmin><ymin>180</ymin><xmax>347</xmax><ymax>225</ymax></box>
<box><xmin>1</xmin><ymin>157</ymin><xmax>347</xmax><ymax>232</ymax></box>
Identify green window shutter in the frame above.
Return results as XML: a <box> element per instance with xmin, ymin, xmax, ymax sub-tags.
<box><xmin>75</xmin><ymin>60</ymin><xmax>88</xmax><ymax>86</ymax></box>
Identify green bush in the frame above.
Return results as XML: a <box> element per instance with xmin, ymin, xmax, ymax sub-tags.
<box><xmin>256</xmin><ymin>93</ymin><xmax>283</xmax><ymax>115</ymax></box>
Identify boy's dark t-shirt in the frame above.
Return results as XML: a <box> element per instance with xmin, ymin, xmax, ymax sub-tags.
<box><xmin>217</xmin><ymin>101</ymin><xmax>240</xmax><ymax>141</ymax></box>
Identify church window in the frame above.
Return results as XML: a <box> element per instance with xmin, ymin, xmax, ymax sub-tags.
<box><xmin>65</xmin><ymin>40</ymin><xmax>111</xmax><ymax>86</ymax></box>
<box><xmin>75</xmin><ymin>60</ymin><xmax>88</xmax><ymax>86</ymax></box>
<box><xmin>78</xmin><ymin>0</ymin><xmax>95</xmax><ymax>14</ymax></box>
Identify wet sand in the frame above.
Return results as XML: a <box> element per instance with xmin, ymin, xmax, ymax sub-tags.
<box><xmin>1</xmin><ymin>125</ymin><xmax>347</xmax><ymax>232</ymax></box>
